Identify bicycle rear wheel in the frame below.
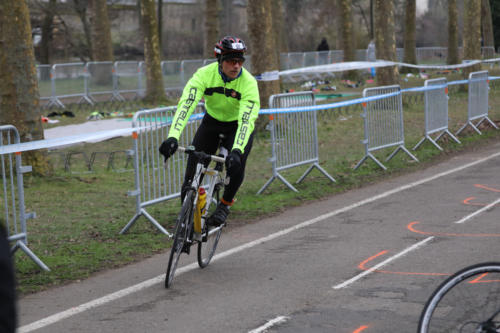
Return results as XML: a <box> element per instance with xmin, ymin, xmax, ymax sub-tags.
<box><xmin>418</xmin><ymin>262</ymin><xmax>500</xmax><ymax>333</ymax></box>
<box><xmin>165</xmin><ymin>190</ymin><xmax>194</xmax><ymax>288</ymax></box>
<box><xmin>197</xmin><ymin>183</ymin><xmax>223</xmax><ymax>268</ymax></box>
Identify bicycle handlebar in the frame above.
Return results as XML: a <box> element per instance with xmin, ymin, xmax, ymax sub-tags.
<box><xmin>177</xmin><ymin>146</ymin><xmax>226</xmax><ymax>164</ymax></box>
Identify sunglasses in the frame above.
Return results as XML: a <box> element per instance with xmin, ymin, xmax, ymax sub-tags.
<box><xmin>225</xmin><ymin>58</ymin><xmax>245</xmax><ymax>65</ymax></box>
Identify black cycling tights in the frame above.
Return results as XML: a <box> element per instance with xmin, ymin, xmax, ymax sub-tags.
<box><xmin>182</xmin><ymin>113</ymin><xmax>254</xmax><ymax>204</ymax></box>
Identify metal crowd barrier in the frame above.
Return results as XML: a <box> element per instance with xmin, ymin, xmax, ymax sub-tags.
<box><xmin>37</xmin><ymin>64</ymin><xmax>52</xmax><ymax>103</ymax></box>
<box><xmin>456</xmin><ymin>70</ymin><xmax>499</xmax><ymax>135</ymax></box>
<box><xmin>0</xmin><ymin>126</ymin><xmax>49</xmax><ymax>271</ymax></box>
<box><xmin>37</xmin><ymin>47</ymin><xmax>499</xmax><ymax>107</ymax></box>
<box><xmin>86</xmin><ymin>61</ymin><xmax>115</xmax><ymax>102</ymax></box>
<box><xmin>49</xmin><ymin>62</ymin><xmax>91</xmax><ymax>108</ymax></box>
<box><xmin>354</xmin><ymin>85</ymin><xmax>419</xmax><ymax>170</ymax></box>
<box><xmin>114</xmin><ymin>61</ymin><xmax>143</xmax><ymax>101</ymax></box>
<box><xmin>257</xmin><ymin>91</ymin><xmax>335</xmax><ymax>194</ymax></box>
<box><xmin>161</xmin><ymin>60</ymin><xmax>183</xmax><ymax>91</ymax></box>
<box><xmin>413</xmin><ymin>78</ymin><xmax>461</xmax><ymax>150</ymax></box>
<box><xmin>180</xmin><ymin>59</ymin><xmax>205</xmax><ymax>84</ymax></box>
<box><xmin>120</xmin><ymin>105</ymin><xmax>205</xmax><ymax>235</ymax></box>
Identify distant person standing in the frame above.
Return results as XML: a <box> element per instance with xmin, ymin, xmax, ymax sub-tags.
<box><xmin>317</xmin><ymin>37</ymin><xmax>330</xmax><ymax>52</ymax></box>
<box><xmin>317</xmin><ymin>37</ymin><xmax>330</xmax><ymax>64</ymax></box>
<box><xmin>0</xmin><ymin>220</ymin><xmax>16</xmax><ymax>333</ymax></box>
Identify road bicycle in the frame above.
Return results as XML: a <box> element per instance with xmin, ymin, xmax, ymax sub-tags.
<box><xmin>418</xmin><ymin>262</ymin><xmax>500</xmax><ymax>332</ymax></box>
<box><xmin>165</xmin><ymin>144</ymin><xmax>227</xmax><ymax>288</ymax></box>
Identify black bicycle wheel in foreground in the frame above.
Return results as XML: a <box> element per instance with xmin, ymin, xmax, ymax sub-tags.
<box><xmin>165</xmin><ymin>191</ymin><xmax>194</xmax><ymax>288</ymax></box>
<box><xmin>418</xmin><ymin>262</ymin><xmax>500</xmax><ymax>333</ymax></box>
<box><xmin>197</xmin><ymin>183</ymin><xmax>223</xmax><ymax>268</ymax></box>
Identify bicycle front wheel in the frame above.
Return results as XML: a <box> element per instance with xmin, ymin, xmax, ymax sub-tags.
<box><xmin>197</xmin><ymin>184</ymin><xmax>223</xmax><ymax>268</ymax></box>
<box><xmin>418</xmin><ymin>262</ymin><xmax>500</xmax><ymax>333</ymax></box>
<box><xmin>165</xmin><ymin>191</ymin><xmax>194</xmax><ymax>288</ymax></box>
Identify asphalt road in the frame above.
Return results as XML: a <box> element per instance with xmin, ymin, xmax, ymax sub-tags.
<box><xmin>18</xmin><ymin>140</ymin><xmax>500</xmax><ymax>333</ymax></box>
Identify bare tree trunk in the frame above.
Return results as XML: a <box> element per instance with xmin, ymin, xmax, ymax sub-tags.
<box><xmin>401</xmin><ymin>0</ymin><xmax>418</xmax><ymax>74</ymax></box>
<box><xmin>272</xmin><ymin>0</ymin><xmax>287</xmax><ymax>69</ymax></box>
<box><xmin>141</xmin><ymin>0</ymin><xmax>165</xmax><ymax>103</ymax></box>
<box><xmin>40</xmin><ymin>0</ymin><xmax>56</xmax><ymax>66</ymax></box>
<box><xmin>340</xmin><ymin>0</ymin><xmax>358</xmax><ymax>80</ymax></box>
<box><xmin>447</xmin><ymin>0</ymin><xmax>460</xmax><ymax>65</ymax></box>
<box><xmin>374</xmin><ymin>0</ymin><xmax>398</xmax><ymax>85</ymax></box>
<box><xmin>336</xmin><ymin>0</ymin><xmax>343</xmax><ymax>50</ymax></box>
<box><xmin>0</xmin><ymin>0</ymin><xmax>51</xmax><ymax>176</ymax></box>
<box><xmin>72</xmin><ymin>0</ymin><xmax>92</xmax><ymax>61</ymax></box>
<box><xmin>247</xmin><ymin>0</ymin><xmax>280</xmax><ymax>131</ymax></box>
<box><xmin>463</xmin><ymin>0</ymin><xmax>482</xmax><ymax>77</ymax></box>
<box><xmin>204</xmin><ymin>0</ymin><xmax>219</xmax><ymax>58</ymax></box>
<box><xmin>158</xmin><ymin>0</ymin><xmax>162</xmax><ymax>54</ymax></box>
<box><xmin>88</xmin><ymin>0</ymin><xmax>113</xmax><ymax>62</ymax></box>
<box><xmin>481</xmin><ymin>0</ymin><xmax>494</xmax><ymax>51</ymax></box>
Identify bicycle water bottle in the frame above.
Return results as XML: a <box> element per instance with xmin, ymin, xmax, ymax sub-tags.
<box><xmin>194</xmin><ymin>187</ymin><xmax>207</xmax><ymax>233</ymax></box>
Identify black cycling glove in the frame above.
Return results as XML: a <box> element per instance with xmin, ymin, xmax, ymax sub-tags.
<box><xmin>225</xmin><ymin>149</ymin><xmax>242</xmax><ymax>176</ymax></box>
<box><xmin>159</xmin><ymin>137</ymin><xmax>178</xmax><ymax>161</ymax></box>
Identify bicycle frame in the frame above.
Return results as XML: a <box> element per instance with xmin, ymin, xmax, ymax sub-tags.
<box><xmin>165</xmin><ymin>144</ymin><xmax>228</xmax><ymax>287</ymax></box>
<box><xmin>177</xmin><ymin>146</ymin><xmax>227</xmax><ymax>241</ymax></box>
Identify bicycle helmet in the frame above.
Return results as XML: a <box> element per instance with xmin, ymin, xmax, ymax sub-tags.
<box><xmin>214</xmin><ymin>36</ymin><xmax>247</xmax><ymax>62</ymax></box>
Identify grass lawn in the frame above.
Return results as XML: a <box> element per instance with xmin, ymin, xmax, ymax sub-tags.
<box><xmin>9</xmin><ymin>65</ymin><xmax>500</xmax><ymax>295</ymax></box>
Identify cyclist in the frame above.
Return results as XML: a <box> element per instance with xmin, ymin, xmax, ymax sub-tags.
<box><xmin>159</xmin><ymin>36</ymin><xmax>260</xmax><ymax>227</ymax></box>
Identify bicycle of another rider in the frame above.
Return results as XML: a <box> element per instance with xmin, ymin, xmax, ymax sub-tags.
<box><xmin>164</xmin><ymin>143</ymin><xmax>228</xmax><ymax>288</ymax></box>
<box><xmin>418</xmin><ymin>262</ymin><xmax>500</xmax><ymax>332</ymax></box>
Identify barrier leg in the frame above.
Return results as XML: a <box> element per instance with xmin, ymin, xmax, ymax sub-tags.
<box><xmin>456</xmin><ymin>121</ymin><xmax>482</xmax><ymax>136</ymax></box>
<box><xmin>120</xmin><ymin>213</ymin><xmax>141</xmax><ymax>234</ymax></box>
<box><xmin>12</xmin><ymin>241</ymin><xmax>50</xmax><ymax>272</ymax></box>
<box><xmin>482</xmin><ymin>116</ymin><xmax>499</xmax><ymax>129</ymax></box>
<box><xmin>257</xmin><ymin>173</ymin><xmax>299</xmax><ymax>195</ymax></box>
<box><xmin>354</xmin><ymin>153</ymin><xmax>387</xmax><ymax>171</ymax></box>
<box><xmin>412</xmin><ymin>136</ymin><xmax>427</xmax><ymax>151</ymax></box>
<box><xmin>441</xmin><ymin>130</ymin><xmax>461</xmax><ymax>144</ymax></box>
<box><xmin>120</xmin><ymin>209</ymin><xmax>171</xmax><ymax>237</ymax></box>
<box><xmin>296</xmin><ymin>163</ymin><xmax>336</xmax><ymax>184</ymax></box>
<box><xmin>413</xmin><ymin>135</ymin><xmax>443</xmax><ymax>151</ymax></box>
<box><xmin>257</xmin><ymin>176</ymin><xmax>276</xmax><ymax>195</ymax></box>
<box><xmin>386</xmin><ymin>145</ymin><xmax>419</xmax><ymax>163</ymax></box>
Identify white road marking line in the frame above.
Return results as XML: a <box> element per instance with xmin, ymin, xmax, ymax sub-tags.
<box><xmin>455</xmin><ymin>196</ymin><xmax>500</xmax><ymax>224</ymax></box>
<box><xmin>18</xmin><ymin>150</ymin><xmax>500</xmax><ymax>332</ymax></box>
<box><xmin>332</xmin><ymin>237</ymin><xmax>435</xmax><ymax>289</ymax></box>
<box><xmin>248</xmin><ymin>316</ymin><xmax>290</xmax><ymax>333</ymax></box>
<box><xmin>333</xmin><ymin>175</ymin><xmax>500</xmax><ymax>290</ymax></box>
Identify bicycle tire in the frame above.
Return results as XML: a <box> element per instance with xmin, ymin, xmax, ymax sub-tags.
<box><xmin>418</xmin><ymin>262</ymin><xmax>500</xmax><ymax>333</ymax></box>
<box><xmin>197</xmin><ymin>183</ymin><xmax>223</xmax><ymax>268</ymax></box>
<box><xmin>165</xmin><ymin>190</ymin><xmax>194</xmax><ymax>288</ymax></box>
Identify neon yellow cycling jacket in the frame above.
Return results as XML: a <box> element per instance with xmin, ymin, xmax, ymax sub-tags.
<box><xmin>167</xmin><ymin>62</ymin><xmax>260</xmax><ymax>153</ymax></box>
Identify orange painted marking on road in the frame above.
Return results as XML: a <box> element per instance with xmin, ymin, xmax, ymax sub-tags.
<box><xmin>475</xmin><ymin>184</ymin><xmax>500</xmax><ymax>192</ymax></box>
<box><xmin>469</xmin><ymin>272</ymin><xmax>500</xmax><ymax>283</ymax></box>
<box><xmin>353</xmin><ymin>325</ymin><xmax>370</xmax><ymax>333</ymax></box>
<box><xmin>358</xmin><ymin>250</ymin><xmax>388</xmax><ymax>270</ymax></box>
<box><xmin>359</xmin><ymin>249</ymin><xmax>448</xmax><ymax>276</ymax></box>
<box><xmin>463</xmin><ymin>197</ymin><xmax>481</xmax><ymax>206</ymax></box>
<box><xmin>463</xmin><ymin>197</ymin><xmax>500</xmax><ymax>207</ymax></box>
<box><xmin>407</xmin><ymin>221</ymin><xmax>500</xmax><ymax>237</ymax></box>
